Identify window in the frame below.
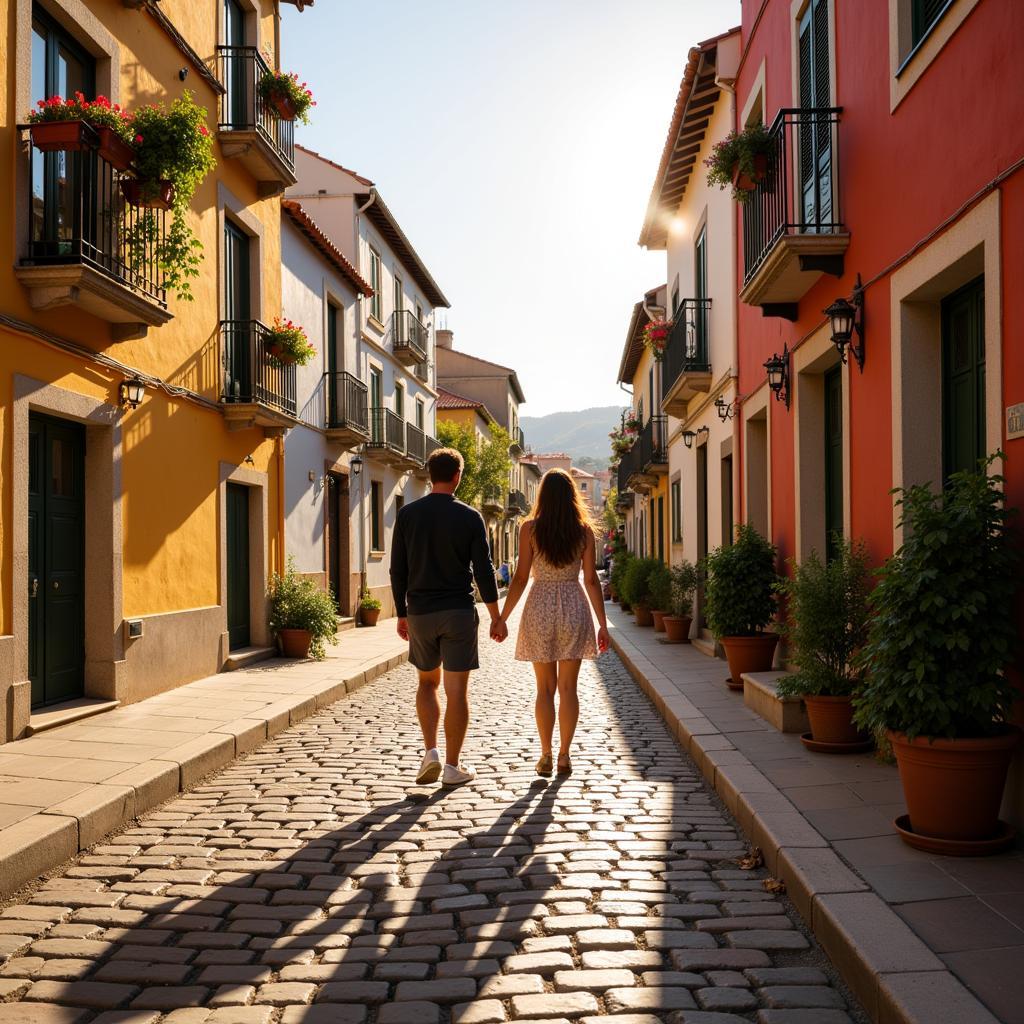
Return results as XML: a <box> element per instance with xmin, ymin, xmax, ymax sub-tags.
<box><xmin>694</xmin><ymin>226</ymin><xmax>708</xmax><ymax>353</ymax></box>
<box><xmin>393</xmin><ymin>274</ymin><xmax>403</xmax><ymax>317</ymax></box>
<box><xmin>912</xmin><ymin>0</ymin><xmax>951</xmax><ymax>48</ymax></box>
<box><xmin>671</xmin><ymin>480</ymin><xmax>682</xmax><ymax>541</ymax></box>
<box><xmin>369</xmin><ymin>366</ymin><xmax>383</xmax><ymax>441</ymax></box>
<box><xmin>395</xmin><ymin>494</ymin><xmax>404</xmax><ymax>518</ymax></box>
<box><xmin>415</xmin><ymin>302</ymin><xmax>424</xmax><ymax>327</ymax></box>
<box><xmin>371</xmin><ymin>481</ymin><xmax>382</xmax><ymax>551</ymax></box>
<box><xmin>394</xmin><ymin>381</ymin><xmax>404</xmax><ymax>419</ymax></box>
<box><xmin>327</xmin><ymin>302</ymin><xmax>340</xmax><ymax>375</ymax></box>
<box><xmin>369</xmin><ymin>247</ymin><xmax>382</xmax><ymax>321</ymax></box>
<box><xmin>415</xmin><ymin>398</ymin><xmax>424</xmax><ymax>430</ymax></box>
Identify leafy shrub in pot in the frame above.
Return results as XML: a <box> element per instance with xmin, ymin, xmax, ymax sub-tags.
<box><xmin>360</xmin><ymin>591</ymin><xmax>382</xmax><ymax>626</ymax></box>
<box><xmin>854</xmin><ymin>458</ymin><xmax>1020</xmax><ymax>849</ymax></box>
<box><xmin>610</xmin><ymin>551</ymin><xmax>632</xmax><ymax>610</ymax></box>
<box><xmin>268</xmin><ymin>559</ymin><xmax>338</xmax><ymax>660</ymax></box>
<box><xmin>704</xmin><ymin>524</ymin><xmax>780</xmax><ymax>687</ymax></box>
<box><xmin>622</xmin><ymin>556</ymin><xmax>661</xmax><ymax>626</ymax></box>
<box><xmin>648</xmin><ymin>561</ymin><xmax>672</xmax><ymax>631</ymax></box>
<box><xmin>777</xmin><ymin>539</ymin><xmax>873</xmax><ymax>748</ymax></box>
<box><xmin>663</xmin><ymin>561</ymin><xmax>698</xmax><ymax>643</ymax></box>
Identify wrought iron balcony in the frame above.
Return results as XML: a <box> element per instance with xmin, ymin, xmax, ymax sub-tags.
<box><xmin>506</xmin><ymin>489</ymin><xmax>530</xmax><ymax>517</ymax></box>
<box><xmin>425</xmin><ymin>435</ymin><xmax>440</xmax><ymax>460</ymax></box>
<box><xmin>216</xmin><ymin>46</ymin><xmax>297</xmax><ymax>192</ymax></box>
<box><xmin>740</xmin><ymin>107</ymin><xmax>847</xmax><ymax>318</ymax></box>
<box><xmin>390</xmin><ymin>310</ymin><xmax>428</xmax><ymax>367</ymax></box>
<box><xmin>405</xmin><ymin>422</ymin><xmax>426</xmax><ymax>467</ymax></box>
<box><xmin>220</xmin><ymin>319</ymin><xmax>297</xmax><ymax>431</ymax></box>
<box><xmin>661</xmin><ymin>299</ymin><xmax>712</xmax><ymax>415</ymax></box>
<box><xmin>482</xmin><ymin>487</ymin><xmax>505</xmax><ymax>515</ymax></box>
<box><xmin>16</xmin><ymin>126</ymin><xmax>171</xmax><ymax>333</ymax></box>
<box><xmin>325</xmin><ymin>371</ymin><xmax>369</xmax><ymax>446</ymax></box>
<box><xmin>510</xmin><ymin>426</ymin><xmax>526</xmax><ymax>456</ymax></box>
<box><xmin>616</xmin><ymin>489</ymin><xmax>634</xmax><ymax>513</ymax></box>
<box><xmin>638</xmin><ymin>415</ymin><xmax>669</xmax><ymax>474</ymax></box>
<box><xmin>366</xmin><ymin>407</ymin><xmax>406</xmax><ymax>464</ymax></box>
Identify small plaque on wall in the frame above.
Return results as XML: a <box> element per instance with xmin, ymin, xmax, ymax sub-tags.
<box><xmin>1008</xmin><ymin>404</ymin><xmax>1024</xmax><ymax>441</ymax></box>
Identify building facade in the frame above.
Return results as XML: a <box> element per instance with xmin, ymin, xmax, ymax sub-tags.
<box><xmin>0</xmin><ymin>0</ymin><xmax>308</xmax><ymax>741</ymax></box>
<box><xmin>286</xmin><ymin>147</ymin><xmax>447</xmax><ymax>618</ymax></box>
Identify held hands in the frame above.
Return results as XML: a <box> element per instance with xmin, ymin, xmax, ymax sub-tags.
<box><xmin>597</xmin><ymin>626</ymin><xmax>610</xmax><ymax>654</ymax></box>
<box><xmin>490</xmin><ymin>618</ymin><xmax>508</xmax><ymax>643</ymax></box>
<box><xmin>397</xmin><ymin>617</ymin><xmax>409</xmax><ymax>642</ymax></box>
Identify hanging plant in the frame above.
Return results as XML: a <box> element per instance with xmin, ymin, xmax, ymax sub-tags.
<box><xmin>642</xmin><ymin>318</ymin><xmax>671</xmax><ymax>361</ymax></box>
<box><xmin>265</xmin><ymin>318</ymin><xmax>316</xmax><ymax>366</ymax></box>
<box><xmin>27</xmin><ymin>92</ymin><xmax>135</xmax><ymax>168</ymax></box>
<box><xmin>258</xmin><ymin>70</ymin><xmax>316</xmax><ymax>124</ymax></box>
<box><xmin>125</xmin><ymin>92</ymin><xmax>216</xmax><ymax>301</ymax></box>
<box><xmin>623</xmin><ymin>411</ymin><xmax>642</xmax><ymax>434</ymax></box>
<box><xmin>704</xmin><ymin>121</ymin><xmax>774</xmax><ymax>203</ymax></box>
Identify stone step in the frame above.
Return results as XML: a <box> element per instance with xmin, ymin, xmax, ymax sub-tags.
<box><xmin>337</xmin><ymin>616</ymin><xmax>356</xmax><ymax>632</ymax></box>
<box><xmin>691</xmin><ymin>635</ymin><xmax>718</xmax><ymax>659</ymax></box>
<box><xmin>224</xmin><ymin>646</ymin><xmax>276</xmax><ymax>671</ymax></box>
<box><xmin>742</xmin><ymin>671</ymin><xmax>809</xmax><ymax>734</ymax></box>
<box><xmin>27</xmin><ymin>698</ymin><xmax>120</xmax><ymax>736</ymax></box>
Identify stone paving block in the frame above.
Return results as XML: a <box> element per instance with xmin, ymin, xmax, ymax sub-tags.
<box><xmin>510</xmin><ymin>992</ymin><xmax>599</xmax><ymax>1020</ymax></box>
<box><xmin>578</xmin><ymin>950</ymin><xmax>662</xmax><ymax>971</ymax></box>
<box><xmin>377</xmin><ymin>1002</ymin><xmax>441</xmax><ymax>1024</ymax></box>
<box><xmin>695</xmin><ymin>987</ymin><xmax>758</xmax><ymax>1012</ymax></box>
<box><xmin>0</xmin><ymin>815</ymin><xmax>78</xmax><ymax>895</ymax></box>
<box><xmin>129</xmin><ymin>987</ymin><xmax>212</xmax><ymax>1010</ymax></box>
<box><xmin>394</xmin><ymin>979</ymin><xmax>476</xmax><ymax>1004</ymax></box>
<box><xmin>281</xmin><ymin>1007</ymin><xmax>367</xmax><ymax>1024</ymax></box>
<box><xmin>553</xmin><ymin>969</ymin><xmax>635</xmax><ymax>993</ymax></box>
<box><xmin>91</xmin><ymin>1012</ymin><xmax>161</xmax><ymax>1024</ymax></box>
<box><xmin>724</xmin><ymin>930</ymin><xmax>809</xmax><ymax>950</ymax></box>
<box><xmin>605</xmin><ymin>987</ymin><xmax>697</xmax><ymax>1012</ymax></box>
<box><xmin>23</xmin><ymin>981</ymin><xmax>139</xmax><ymax>1009</ymax></box>
<box><xmin>0</xmin><ymin>1007</ymin><xmax>91</xmax><ymax>1024</ymax></box>
<box><xmin>315</xmin><ymin>982</ymin><xmax>389</xmax><ymax>1004</ymax></box>
<box><xmin>451</xmin><ymin>999</ymin><xmax>505</xmax><ymax>1024</ymax></box>
<box><xmin>477</xmin><ymin>973</ymin><xmax>545</xmax><ymax>997</ymax></box>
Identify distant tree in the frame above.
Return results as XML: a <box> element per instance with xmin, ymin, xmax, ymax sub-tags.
<box><xmin>436</xmin><ymin>420</ymin><xmax>511</xmax><ymax>507</ymax></box>
<box><xmin>603</xmin><ymin>488</ymin><xmax>622</xmax><ymax>536</ymax></box>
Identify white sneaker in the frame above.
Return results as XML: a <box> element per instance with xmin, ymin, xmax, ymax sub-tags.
<box><xmin>416</xmin><ymin>748</ymin><xmax>441</xmax><ymax>785</ymax></box>
<box><xmin>442</xmin><ymin>762</ymin><xmax>476</xmax><ymax>787</ymax></box>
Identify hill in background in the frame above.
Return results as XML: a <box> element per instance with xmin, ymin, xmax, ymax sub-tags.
<box><xmin>521</xmin><ymin>405</ymin><xmax>626</xmax><ymax>465</ymax></box>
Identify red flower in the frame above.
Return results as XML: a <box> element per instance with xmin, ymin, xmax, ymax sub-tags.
<box><xmin>134</xmin><ymin>134</ymin><xmax>144</xmax><ymax>144</ymax></box>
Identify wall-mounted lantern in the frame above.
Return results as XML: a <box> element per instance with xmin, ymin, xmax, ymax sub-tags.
<box><xmin>824</xmin><ymin>274</ymin><xmax>865</xmax><ymax>370</ymax></box>
<box><xmin>118</xmin><ymin>376</ymin><xmax>145</xmax><ymax>409</ymax></box>
<box><xmin>714</xmin><ymin>395</ymin><xmax>735</xmax><ymax>422</ymax></box>
<box><xmin>350</xmin><ymin>454</ymin><xmax>363</xmax><ymax>476</ymax></box>
<box><xmin>764</xmin><ymin>345</ymin><xmax>790</xmax><ymax>409</ymax></box>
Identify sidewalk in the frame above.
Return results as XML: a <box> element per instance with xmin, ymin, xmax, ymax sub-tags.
<box><xmin>608</xmin><ymin>602</ymin><xmax>1024</xmax><ymax>1024</ymax></box>
<box><xmin>0</xmin><ymin>625</ymin><xmax>407</xmax><ymax>901</ymax></box>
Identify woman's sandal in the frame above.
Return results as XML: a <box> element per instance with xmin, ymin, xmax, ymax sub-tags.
<box><xmin>557</xmin><ymin>753</ymin><xmax>573</xmax><ymax>775</ymax></box>
<box><xmin>536</xmin><ymin>753</ymin><xmax>553</xmax><ymax>777</ymax></box>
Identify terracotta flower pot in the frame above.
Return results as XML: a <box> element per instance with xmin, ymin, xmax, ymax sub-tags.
<box><xmin>805</xmin><ymin>695</ymin><xmax>866</xmax><ymax>746</ymax></box>
<box><xmin>361</xmin><ymin>607</ymin><xmax>380</xmax><ymax>627</ymax></box>
<box><xmin>888</xmin><ymin>728</ymin><xmax>1020</xmax><ymax>844</ymax></box>
<box><xmin>278</xmin><ymin>628</ymin><xmax>311</xmax><ymax>658</ymax></box>
<box><xmin>269</xmin><ymin>91</ymin><xmax>298</xmax><ymax>121</ymax></box>
<box><xmin>121</xmin><ymin>178</ymin><xmax>175</xmax><ymax>210</ymax></box>
<box><xmin>651</xmin><ymin>610</ymin><xmax>667</xmax><ymax>632</ymax></box>
<box><xmin>96</xmin><ymin>126</ymin><xmax>135</xmax><ymax>171</ymax></box>
<box><xmin>731</xmin><ymin>152</ymin><xmax>769</xmax><ymax>191</ymax></box>
<box><xmin>29</xmin><ymin>119</ymin><xmax>91</xmax><ymax>153</ymax></box>
<box><xmin>720</xmin><ymin>633</ymin><xmax>778</xmax><ymax>689</ymax></box>
<box><xmin>662</xmin><ymin>615</ymin><xmax>692</xmax><ymax>643</ymax></box>
<box><xmin>265</xmin><ymin>340</ymin><xmax>297</xmax><ymax>365</ymax></box>
<box><xmin>633</xmin><ymin>604</ymin><xmax>653</xmax><ymax>627</ymax></box>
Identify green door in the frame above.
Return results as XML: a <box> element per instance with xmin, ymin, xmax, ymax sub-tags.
<box><xmin>942</xmin><ymin>276</ymin><xmax>985</xmax><ymax>482</ymax></box>
<box><xmin>223</xmin><ymin>219</ymin><xmax>251</xmax><ymax>401</ymax></box>
<box><xmin>28</xmin><ymin>413</ymin><xmax>85</xmax><ymax>708</ymax></box>
<box><xmin>226</xmin><ymin>483</ymin><xmax>250</xmax><ymax>650</ymax></box>
<box><xmin>824</xmin><ymin>366</ymin><xmax>844</xmax><ymax>562</ymax></box>
<box><xmin>224</xmin><ymin>0</ymin><xmax>247</xmax><ymax>127</ymax></box>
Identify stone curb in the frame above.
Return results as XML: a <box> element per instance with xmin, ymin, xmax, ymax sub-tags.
<box><xmin>0</xmin><ymin>648</ymin><xmax>407</xmax><ymax>900</ymax></box>
<box><xmin>608</xmin><ymin>623</ymin><xmax>999</xmax><ymax>1024</ymax></box>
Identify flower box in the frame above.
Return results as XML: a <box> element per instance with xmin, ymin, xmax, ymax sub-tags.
<box><xmin>97</xmin><ymin>126</ymin><xmax>135</xmax><ymax>171</ymax></box>
<box><xmin>121</xmin><ymin>178</ymin><xmax>175</xmax><ymax>210</ymax></box>
<box><xmin>29</xmin><ymin>120</ymin><xmax>92</xmax><ymax>153</ymax></box>
<box><xmin>268</xmin><ymin>92</ymin><xmax>298</xmax><ymax>121</ymax></box>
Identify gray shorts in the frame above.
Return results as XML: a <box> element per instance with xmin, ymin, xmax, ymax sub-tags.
<box><xmin>407</xmin><ymin>608</ymin><xmax>480</xmax><ymax>672</ymax></box>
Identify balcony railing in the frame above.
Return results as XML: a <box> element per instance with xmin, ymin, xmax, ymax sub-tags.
<box><xmin>325</xmin><ymin>371</ymin><xmax>369</xmax><ymax>436</ymax></box>
<box><xmin>507</xmin><ymin>489</ymin><xmax>530</xmax><ymax>517</ymax></box>
<box><xmin>482</xmin><ymin>487</ymin><xmax>504</xmax><ymax>514</ymax></box>
<box><xmin>510</xmin><ymin>426</ymin><xmax>526</xmax><ymax>456</ymax></box>
<box><xmin>741</xmin><ymin>107</ymin><xmax>844</xmax><ymax>291</ymax></box>
<box><xmin>617</xmin><ymin>454</ymin><xmax>635</xmax><ymax>495</ymax></box>
<box><xmin>368</xmin><ymin>407</ymin><xmax>405</xmax><ymax>456</ymax></box>
<box><xmin>221</xmin><ymin>319</ymin><xmax>297</xmax><ymax>418</ymax></box>
<box><xmin>17</xmin><ymin>126</ymin><xmax>170</xmax><ymax>325</ymax></box>
<box><xmin>637</xmin><ymin>415</ymin><xmax>668</xmax><ymax>471</ymax></box>
<box><xmin>216</xmin><ymin>46</ymin><xmax>296</xmax><ymax>178</ymax></box>
<box><xmin>661</xmin><ymin>298</ymin><xmax>712</xmax><ymax>412</ymax></box>
<box><xmin>405</xmin><ymin>422</ymin><xmax>426</xmax><ymax>466</ymax></box>
<box><xmin>425</xmin><ymin>435</ymin><xmax>440</xmax><ymax>460</ymax></box>
<box><xmin>390</xmin><ymin>310</ymin><xmax>428</xmax><ymax>366</ymax></box>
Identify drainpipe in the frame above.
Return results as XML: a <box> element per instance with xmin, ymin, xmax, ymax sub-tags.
<box><xmin>276</xmin><ymin>435</ymin><xmax>286</xmax><ymax>575</ymax></box>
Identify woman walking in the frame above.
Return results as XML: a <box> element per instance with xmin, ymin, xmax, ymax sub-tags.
<box><xmin>494</xmin><ymin>468</ymin><xmax>609</xmax><ymax>775</ymax></box>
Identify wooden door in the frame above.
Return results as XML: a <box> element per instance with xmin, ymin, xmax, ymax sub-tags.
<box><xmin>28</xmin><ymin>413</ymin><xmax>85</xmax><ymax>708</ymax></box>
<box><xmin>327</xmin><ymin>472</ymin><xmax>350</xmax><ymax>614</ymax></box>
<box><xmin>798</xmin><ymin>0</ymin><xmax>833</xmax><ymax>229</ymax></box>
<box><xmin>226</xmin><ymin>483</ymin><xmax>250</xmax><ymax>650</ymax></box>
<box><xmin>824</xmin><ymin>365</ymin><xmax>844</xmax><ymax>561</ymax></box>
<box><xmin>223</xmin><ymin>220</ymin><xmax>251</xmax><ymax>400</ymax></box>
<box><xmin>942</xmin><ymin>276</ymin><xmax>986</xmax><ymax>482</ymax></box>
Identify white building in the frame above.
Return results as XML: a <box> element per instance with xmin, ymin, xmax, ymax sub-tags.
<box><xmin>285</xmin><ymin>147</ymin><xmax>450</xmax><ymax>618</ymax></box>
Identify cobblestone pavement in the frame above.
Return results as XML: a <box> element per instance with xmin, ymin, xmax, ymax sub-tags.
<box><xmin>0</xmin><ymin>613</ymin><xmax>865</xmax><ymax>1024</ymax></box>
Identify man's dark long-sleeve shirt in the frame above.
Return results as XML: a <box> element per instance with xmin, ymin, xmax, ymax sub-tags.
<box><xmin>390</xmin><ymin>493</ymin><xmax>499</xmax><ymax>617</ymax></box>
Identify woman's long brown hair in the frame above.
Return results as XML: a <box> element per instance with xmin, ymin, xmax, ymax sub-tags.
<box><xmin>528</xmin><ymin>468</ymin><xmax>594</xmax><ymax>567</ymax></box>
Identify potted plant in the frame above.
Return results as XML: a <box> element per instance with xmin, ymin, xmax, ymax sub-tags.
<box><xmin>622</xmin><ymin>557</ymin><xmax>659</xmax><ymax>627</ymax></box>
<box><xmin>704</xmin><ymin>524</ymin><xmax>780</xmax><ymax>690</ymax></box>
<box><xmin>777</xmin><ymin>540</ymin><xmax>873</xmax><ymax>752</ymax></box>
<box><xmin>264</xmin><ymin>318</ymin><xmax>316</xmax><ymax>366</ymax></box>
<box><xmin>642</xmin><ymin>319</ymin><xmax>671</xmax><ymax>362</ymax></box>
<box><xmin>258</xmin><ymin>70</ymin><xmax>316</xmax><ymax>124</ymax></box>
<box><xmin>124</xmin><ymin>92</ymin><xmax>216</xmax><ymax>300</ymax></box>
<box><xmin>648</xmin><ymin>561</ymin><xmax>672</xmax><ymax>632</ymax></box>
<box><xmin>268</xmin><ymin>559</ymin><xmax>338</xmax><ymax>660</ymax></box>
<box><xmin>854</xmin><ymin>459</ymin><xmax>1020</xmax><ymax>853</ymax></box>
<box><xmin>663</xmin><ymin>561</ymin><xmax>698</xmax><ymax>644</ymax></box>
<box><xmin>610</xmin><ymin>551</ymin><xmax>632</xmax><ymax>611</ymax></box>
<box><xmin>704</xmin><ymin>121</ymin><xmax>774</xmax><ymax>202</ymax></box>
<box><xmin>27</xmin><ymin>93</ymin><xmax>135</xmax><ymax>169</ymax></box>
<box><xmin>360</xmin><ymin>591</ymin><xmax>382</xmax><ymax>627</ymax></box>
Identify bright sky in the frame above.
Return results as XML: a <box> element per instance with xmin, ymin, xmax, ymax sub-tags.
<box><xmin>281</xmin><ymin>1</ymin><xmax>741</xmax><ymax>417</ymax></box>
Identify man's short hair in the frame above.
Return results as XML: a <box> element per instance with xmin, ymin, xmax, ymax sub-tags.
<box><xmin>427</xmin><ymin>447</ymin><xmax>464</xmax><ymax>483</ymax></box>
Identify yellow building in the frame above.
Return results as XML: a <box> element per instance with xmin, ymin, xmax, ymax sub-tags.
<box><xmin>0</xmin><ymin>0</ymin><xmax>309</xmax><ymax>742</ymax></box>
<box><xmin>615</xmin><ymin>284</ymin><xmax>671</xmax><ymax>563</ymax></box>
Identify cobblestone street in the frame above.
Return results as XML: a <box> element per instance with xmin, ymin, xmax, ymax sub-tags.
<box><xmin>0</xmin><ymin>614</ymin><xmax>864</xmax><ymax>1024</ymax></box>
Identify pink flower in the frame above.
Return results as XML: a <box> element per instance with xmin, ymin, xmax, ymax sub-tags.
<box><xmin>134</xmin><ymin>133</ymin><xmax>144</xmax><ymax>144</ymax></box>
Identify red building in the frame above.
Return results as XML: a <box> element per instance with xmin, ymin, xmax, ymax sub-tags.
<box><xmin>730</xmin><ymin>0</ymin><xmax>1024</xmax><ymax>803</ymax></box>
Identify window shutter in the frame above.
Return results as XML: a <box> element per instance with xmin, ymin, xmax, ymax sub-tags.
<box><xmin>913</xmin><ymin>0</ymin><xmax>949</xmax><ymax>46</ymax></box>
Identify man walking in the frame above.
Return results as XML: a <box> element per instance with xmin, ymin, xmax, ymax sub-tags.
<box><xmin>390</xmin><ymin>447</ymin><xmax>505</xmax><ymax>786</ymax></box>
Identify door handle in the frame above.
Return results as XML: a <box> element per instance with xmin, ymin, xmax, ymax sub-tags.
<box><xmin>30</xmin><ymin>578</ymin><xmax>38</xmax><ymax>599</ymax></box>
<box><xmin>52</xmin><ymin>580</ymin><xmax>59</xmax><ymax>591</ymax></box>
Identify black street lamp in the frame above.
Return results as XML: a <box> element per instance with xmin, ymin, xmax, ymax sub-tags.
<box><xmin>350</xmin><ymin>454</ymin><xmax>363</xmax><ymax>476</ymax></box>
<box><xmin>682</xmin><ymin>430</ymin><xmax>696</xmax><ymax>449</ymax></box>
<box><xmin>714</xmin><ymin>394</ymin><xmax>735</xmax><ymax>421</ymax></box>
<box><xmin>824</xmin><ymin>274</ymin><xmax>865</xmax><ymax>370</ymax></box>
<box><xmin>764</xmin><ymin>345</ymin><xmax>790</xmax><ymax>408</ymax></box>
<box><xmin>118</xmin><ymin>376</ymin><xmax>145</xmax><ymax>409</ymax></box>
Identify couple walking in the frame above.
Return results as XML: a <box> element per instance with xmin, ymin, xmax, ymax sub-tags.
<box><xmin>389</xmin><ymin>447</ymin><xmax>609</xmax><ymax>787</ymax></box>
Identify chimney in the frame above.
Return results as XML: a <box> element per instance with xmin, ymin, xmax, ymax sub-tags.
<box><xmin>436</xmin><ymin>329</ymin><xmax>454</xmax><ymax>349</ymax></box>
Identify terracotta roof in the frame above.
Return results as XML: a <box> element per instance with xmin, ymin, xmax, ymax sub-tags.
<box><xmin>282</xmin><ymin>201</ymin><xmax>373</xmax><ymax>297</ymax></box>
<box><xmin>295</xmin><ymin>145</ymin><xmax>373</xmax><ymax>186</ymax></box>
<box><xmin>638</xmin><ymin>27</ymin><xmax>740</xmax><ymax>250</ymax></box>
<box><xmin>437</xmin><ymin>386</ymin><xmax>483</xmax><ymax>410</ymax></box>
<box><xmin>570</xmin><ymin>467</ymin><xmax>595</xmax><ymax>479</ymax></box>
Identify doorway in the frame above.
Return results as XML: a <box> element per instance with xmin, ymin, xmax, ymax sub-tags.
<box><xmin>223</xmin><ymin>219</ymin><xmax>252</xmax><ymax>401</ymax></box>
<box><xmin>942</xmin><ymin>276</ymin><xmax>985</xmax><ymax>482</ymax></box>
<box><xmin>327</xmin><ymin>472</ymin><xmax>351</xmax><ymax>615</ymax></box>
<box><xmin>226</xmin><ymin>483</ymin><xmax>250</xmax><ymax>650</ymax></box>
<box><xmin>824</xmin><ymin>365</ymin><xmax>843</xmax><ymax>561</ymax></box>
<box><xmin>28</xmin><ymin>413</ymin><xmax>85</xmax><ymax>709</ymax></box>
<box><xmin>721</xmin><ymin>453</ymin><xmax>733</xmax><ymax>548</ymax></box>
<box><xmin>696</xmin><ymin>442</ymin><xmax>709</xmax><ymax>626</ymax></box>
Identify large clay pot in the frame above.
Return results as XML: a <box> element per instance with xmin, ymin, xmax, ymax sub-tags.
<box><xmin>633</xmin><ymin>604</ymin><xmax>653</xmax><ymax>627</ymax></box>
<box><xmin>720</xmin><ymin>634</ymin><xmax>778</xmax><ymax>688</ymax></box>
<box><xmin>805</xmin><ymin>695</ymin><xmax>864</xmax><ymax>745</ymax></box>
<box><xmin>662</xmin><ymin>615</ymin><xmax>692</xmax><ymax>644</ymax></box>
<box><xmin>651</xmin><ymin>610</ymin><xmax>667</xmax><ymax>633</ymax></box>
<box><xmin>96</xmin><ymin>126</ymin><xmax>135</xmax><ymax>171</ymax></box>
<box><xmin>731</xmin><ymin>152</ymin><xmax>769</xmax><ymax>192</ymax></box>
<box><xmin>889</xmin><ymin>728</ymin><xmax>1020</xmax><ymax>843</ymax></box>
<box><xmin>278</xmin><ymin>628</ymin><xmax>311</xmax><ymax>658</ymax></box>
<box><xmin>269</xmin><ymin>91</ymin><xmax>298</xmax><ymax>121</ymax></box>
<box><xmin>29</xmin><ymin>119</ymin><xmax>91</xmax><ymax>153</ymax></box>
<box><xmin>361</xmin><ymin>607</ymin><xmax>380</xmax><ymax>627</ymax></box>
